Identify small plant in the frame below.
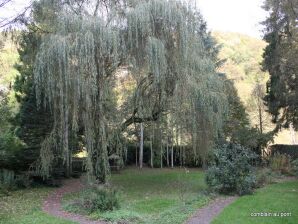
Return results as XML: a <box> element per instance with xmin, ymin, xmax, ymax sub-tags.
<box><xmin>205</xmin><ymin>143</ymin><xmax>257</xmax><ymax>195</ymax></box>
<box><xmin>256</xmin><ymin>168</ymin><xmax>274</xmax><ymax>188</ymax></box>
<box><xmin>269</xmin><ymin>153</ymin><xmax>291</xmax><ymax>174</ymax></box>
<box><xmin>66</xmin><ymin>186</ymin><xmax>120</xmax><ymax>214</ymax></box>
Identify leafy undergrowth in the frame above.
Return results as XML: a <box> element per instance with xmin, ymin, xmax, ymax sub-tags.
<box><xmin>212</xmin><ymin>180</ymin><xmax>298</xmax><ymax>224</ymax></box>
<box><xmin>63</xmin><ymin>168</ymin><xmax>210</xmax><ymax>224</ymax></box>
<box><xmin>0</xmin><ymin>187</ymin><xmax>75</xmax><ymax>224</ymax></box>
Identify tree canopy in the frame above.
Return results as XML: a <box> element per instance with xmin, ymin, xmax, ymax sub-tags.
<box><xmin>33</xmin><ymin>0</ymin><xmax>227</xmax><ymax>182</ymax></box>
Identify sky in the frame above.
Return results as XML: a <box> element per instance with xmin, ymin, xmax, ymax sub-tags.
<box><xmin>195</xmin><ymin>0</ymin><xmax>268</xmax><ymax>38</ymax></box>
<box><xmin>0</xmin><ymin>0</ymin><xmax>268</xmax><ymax>38</ymax></box>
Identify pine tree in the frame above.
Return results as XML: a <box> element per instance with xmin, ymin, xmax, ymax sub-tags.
<box><xmin>262</xmin><ymin>0</ymin><xmax>298</xmax><ymax>130</ymax></box>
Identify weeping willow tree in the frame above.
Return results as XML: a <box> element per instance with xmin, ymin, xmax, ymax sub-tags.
<box><xmin>34</xmin><ymin>0</ymin><xmax>227</xmax><ymax>183</ymax></box>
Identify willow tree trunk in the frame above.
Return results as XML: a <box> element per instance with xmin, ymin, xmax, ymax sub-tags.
<box><xmin>139</xmin><ymin>123</ymin><xmax>144</xmax><ymax>169</ymax></box>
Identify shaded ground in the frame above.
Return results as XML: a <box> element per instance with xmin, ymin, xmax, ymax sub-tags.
<box><xmin>43</xmin><ymin>178</ymin><xmax>106</xmax><ymax>224</ymax></box>
<box><xmin>0</xmin><ymin>187</ymin><xmax>74</xmax><ymax>224</ymax></box>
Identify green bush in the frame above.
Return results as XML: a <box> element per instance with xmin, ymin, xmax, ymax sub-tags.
<box><xmin>205</xmin><ymin>143</ymin><xmax>257</xmax><ymax>195</ymax></box>
<box><xmin>67</xmin><ymin>187</ymin><xmax>120</xmax><ymax>213</ymax></box>
<box><xmin>0</xmin><ymin>169</ymin><xmax>32</xmax><ymax>194</ymax></box>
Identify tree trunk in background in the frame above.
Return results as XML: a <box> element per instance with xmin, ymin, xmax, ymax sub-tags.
<box><xmin>139</xmin><ymin>123</ymin><xmax>144</xmax><ymax>169</ymax></box>
<box><xmin>290</xmin><ymin>123</ymin><xmax>297</xmax><ymax>144</ymax></box>
<box><xmin>179</xmin><ymin>146</ymin><xmax>182</xmax><ymax>167</ymax></box>
<box><xmin>171</xmin><ymin>145</ymin><xmax>174</xmax><ymax>168</ymax></box>
<box><xmin>150</xmin><ymin>138</ymin><xmax>153</xmax><ymax>168</ymax></box>
<box><xmin>160</xmin><ymin>143</ymin><xmax>163</xmax><ymax>168</ymax></box>
<box><xmin>182</xmin><ymin>146</ymin><xmax>185</xmax><ymax>166</ymax></box>
<box><xmin>166</xmin><ymin>139</ymin><xmax>169</xmax><ymax>166</ymax></box>
<box><xmin>135</xmin><ymin>143</ymin><xmax>138</xmax><ymax>167</ymax></box>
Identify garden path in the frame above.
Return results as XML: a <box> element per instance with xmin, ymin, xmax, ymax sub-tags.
<box><xmin>186</xmin><ymin>196</ymin><xmax>238</xmax><ymax>224</ymax></box>
<box><xmin>42</xmin><ymin>178</ymin><xmax>106</xmax><ymax>224</ymax></box>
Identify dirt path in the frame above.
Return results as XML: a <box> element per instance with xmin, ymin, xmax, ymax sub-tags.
<box><xmin>42</xmin><ymin>178</ymin><xmax>106</xmax><ymax>224</ymax></box>
<box><xmin>186</xmin><ymin>196</ymin><xmax>237</xmax><ymax>224</ymax></box>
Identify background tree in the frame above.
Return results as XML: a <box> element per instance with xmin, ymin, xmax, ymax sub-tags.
<box><xmin>262</xmin><ymin>0</ymin><xmax>298</xmax><ymax>130</ymax></box>
<box><xmin>247</xmin><ymin>82</ymin><xmax>271</xmax><ymax>134</ymax></box>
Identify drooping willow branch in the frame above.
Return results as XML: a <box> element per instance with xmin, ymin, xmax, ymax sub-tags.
<box><xmin>34</xmin><ymin>0</ymin><xmax>228</xmax><ymax>182</ymax></box>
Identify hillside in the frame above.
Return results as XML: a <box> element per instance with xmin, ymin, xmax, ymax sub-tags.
<box><xmin>0</xmin><ymin>33</ymin><xmax>19</xmax><ymax>112</ymax></box>
<box><xmin>0</xmin><ymin>34</ymin><xmax>19</xmax><ymax>87</ymax></box>
<box><xmin>213</xmin><ymin>31</ymin><xmax>297</xmax><ymax>144</ymax></box>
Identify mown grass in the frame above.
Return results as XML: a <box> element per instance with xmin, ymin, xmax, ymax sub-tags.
<box><xmin>63</xmin><ymin>167</ymin><xmax>210</xmax><ymax>224</ymax></box>
<box><xmin>212</xmin><ymin>180</ymin><xmax>298</xmax><ymax>224</ymax></box>
<box><xmin>0</xmin><ymin>187</ymin><xmax>75</xmax><ymax>224</ymax></box>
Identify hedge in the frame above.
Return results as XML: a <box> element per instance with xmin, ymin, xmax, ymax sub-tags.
<box><xmin>269</xmin><ymin>144</ymin><xmax>298</xmax><ymax>159</ymax></box>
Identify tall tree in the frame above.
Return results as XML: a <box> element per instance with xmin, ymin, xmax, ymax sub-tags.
<box><xmin>33</xmin><ymin>0</ymin><xmax>227</xmax><ymax>182</ymax></box>
<box><xmin>262</xmin><ymin>0</ymin><xmax>298</xmax><ymax>130</ymax></box>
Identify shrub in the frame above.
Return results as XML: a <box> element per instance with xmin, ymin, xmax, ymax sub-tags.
<box><xmin>0</xmin><ymin>169</ymin><xmax>15</xmax><ymax>187</ymax></box>
<box><xmin>67</xmin><ymin>187</ymin><xmax>120</xmax><ymax>213</ymax></box>
<box><xmin>291</xmin><ymin>159</ymin><xmax>298</xmax><ymax>176</ymax></box>
<box><xmin>269</xmin><ymin>153</ymin><xmax>291</xmax><ymax>174</ymax></box>
<box><xmin>0</xmin><ymin>169</ymin><xmax>16</xmax><ymax>194</ymax></box>
<box><xmin>256</xmin><ymin>168</ymin><xmax>274</xmax><ymax>188</ymax></box>
<box><xmin>15</xmin><ymin>174</ymin><xmax>32</xmax><ymax>188</ymax></box>
<box><xmin>205</xmin><ymin>143</ymin><xmax>257</xmax><ymax>195</ymax></box>
<box><xmin>0</xmin><ymin>169</ymin><xmax>32</xmax><ymax>194</ymax></box>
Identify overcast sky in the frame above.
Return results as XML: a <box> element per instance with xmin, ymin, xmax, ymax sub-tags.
<box><xmin>1</xmin><ymin>0</ymin><xmax>268</xmax><ymax>38</ymax></box>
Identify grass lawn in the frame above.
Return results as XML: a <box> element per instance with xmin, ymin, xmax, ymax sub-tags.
<box><xmin>63</xmin><ymin>167</ymin><xmax>210</xmax><ymax>224</ymax></box>
<box><xmin>0</xmin><ymin>187</ymin><xmax>75</xmax><ymax>224</ymax></box>
<box><xmin>212</xmin><ymin>180</ymin><xmax>298</xmax><ymax>224</ymax></box>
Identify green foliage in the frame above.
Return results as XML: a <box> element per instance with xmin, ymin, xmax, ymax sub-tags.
<box><xmin>262</xmin><ymin>0</ymin><xmax>298</xmax><ymax>129</ymax></box>
<box><xmin>32</xmin><ymin>0</ymin><xmax>227</xmax><ymax>181</ymax></box>
<box><xmin>13</xmin><ymin>29</ymin><xmax>55</xmax><ymax>173</ymax></box>
<box><xmin>0</xmin><ymin>169</ymin><xmax>32</xmax><ymax>195</ymax></box>
<box><xmin>0</xmin><ymin>32</ymin><xmax>19</xmax><ymax>86</ymax></box>
<box><xmin>65</xmin><ymin>187</ymin><xmax>120</xmax><ymax>213</ymax></box>
<box><xmin>206</xmin><ymin>143</ymin><xmax>257</xmax><ymax>195</ymax></box>
<box><xmin>222</xmin><ymin>78</ymin><xmax>273</xmax><ymax>154</ymax></box>
<box><xmin>213</xmin><ymin>32</ymin><xmax>267</xmax><ymax>84</ymax></box>
<box><xmin>0</xmin><ymin>93</ymin><xmax>24</xmax><ymax>169</ymax></box>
